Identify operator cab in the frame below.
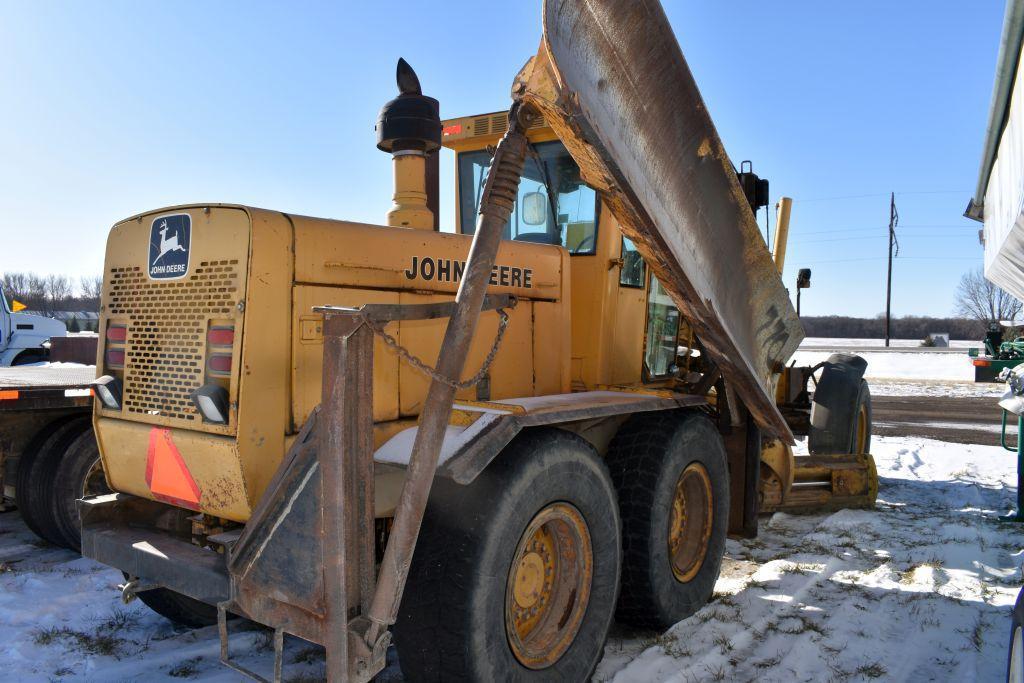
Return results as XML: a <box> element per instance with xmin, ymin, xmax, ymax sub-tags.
<box><xmin>442</xmin><ymin>112</ymin><xmax>689</xmax><ymax>389</ymax></box>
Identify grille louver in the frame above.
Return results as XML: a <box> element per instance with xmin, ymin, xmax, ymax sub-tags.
<box><xmin>106</xmin><ymin>260</ymin><xmax>239</xmax><ymax>427</ymax></box>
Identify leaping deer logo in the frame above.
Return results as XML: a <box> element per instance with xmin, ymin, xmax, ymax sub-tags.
<box><xmin>153</xmin><ymin>219</ymin><xmax>187</xmax><ymax>265</ymax></box>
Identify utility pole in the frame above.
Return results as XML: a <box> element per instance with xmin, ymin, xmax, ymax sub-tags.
<box><xmin>885</xmin><ymin>192</ymin><xmax>899</xmax><ymax>347</ymax></box>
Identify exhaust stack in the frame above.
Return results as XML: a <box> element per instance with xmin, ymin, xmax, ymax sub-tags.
<box><xmin>376</xmin><ymin>58</ymin><xmax>442</xmax><ymax>230</ymax></box>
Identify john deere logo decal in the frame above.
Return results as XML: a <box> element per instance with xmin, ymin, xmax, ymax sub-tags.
<box><xmin>149</xmin><ymin>214</ymin><xmax>190</xmax><ymax>280</ymax></box>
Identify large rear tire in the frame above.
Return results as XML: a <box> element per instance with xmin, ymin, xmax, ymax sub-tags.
<box><xmin>393</xmin><ymin>428</ymin><xmax>621</xmax><ymax>682</ymax></box>
<box><xmin>49</xmin><ymin>429</ymin><xmax>111</xmax><ymax>551</ymax></box>
<box><xmin>14</xmin><ymin>416</ymin><xmax>91</xmax><ymax>547</ymax></box>
<box><xmin>134</xmin><ymin>586</ymin><xmax>220</xmax><ymax>629</ymax></box>
<box><xmin>605</xmin><ymin>410</ymin><xmax>730</xmax><ymax>630</ymax></box>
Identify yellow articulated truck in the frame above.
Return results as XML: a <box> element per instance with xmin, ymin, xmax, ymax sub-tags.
<box><xmin>79</xmin><ymin>1</ymin><xmax>875</xmax><ymax>681</ymax></box>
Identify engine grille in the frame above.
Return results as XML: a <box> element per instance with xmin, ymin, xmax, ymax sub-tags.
<box><xmin>106</xmin><ymin>260</ymin><xmax>240</xmax><ymax>426</ymax></box>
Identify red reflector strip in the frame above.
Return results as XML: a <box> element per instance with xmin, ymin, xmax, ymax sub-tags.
<box><xmin>145</xmin><ymin>427</ymin><xmax>201</xmax><ymax>510</ymax></box>
<box><xmin>0</xmin><ymin>390</ymin><xmax>19</xmax><ymax>400</ymax></box>
<box><xmin>207</xmin><ymin>326</ymin><xmax>234</xmax><ymax>347</ymax></box>
<box><xmin>106</xmin><ymin>324</ymin><xmax>127</xmax><ymax>343</ymax></box>
<box><xmin>207</xmin><ymin>354</ymin><xmax>232</xmax><ymax>376</ymax></box>
<box><xmin>973</xmin><ymin>359</ymin><xmax>991</xmax><ymax>367</ymax></box>
<box><xmin>106</xmin><ymin>349</ymin><xmax>125</xmax><ymax>368</ymax></box>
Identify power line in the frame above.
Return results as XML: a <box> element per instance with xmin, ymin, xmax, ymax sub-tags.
<box><xmin>807</xmin><ymin>255</ymin><xmax>982</xmax><ymax>264</ymax></box>
<box><xmin>792</xmin><ymin>190</ymin><xmax>967</xmax><ymax>203</ymax></box>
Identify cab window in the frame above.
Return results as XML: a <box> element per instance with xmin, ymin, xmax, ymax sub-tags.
<box><xmin>458</xmin><ymin>141</ymin><xmax>598</xmax><ymax>254</ymax></box>
<box><xmin>619</xmin><ymin>238</ymin><xmax>646</xmax><ymax>288</ymax></box>
<box><xmin>644</xmin><ymin>278</ymin><xmax>680</xmax><ymax>378</ymax></box>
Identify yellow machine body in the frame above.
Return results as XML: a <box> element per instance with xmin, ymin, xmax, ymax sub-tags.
<box><xmin>94</xmin><ymin>118</ymin><xmax>687</xmax><ymax>522</ymax></box>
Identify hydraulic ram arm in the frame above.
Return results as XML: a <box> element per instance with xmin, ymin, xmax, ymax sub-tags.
<box><xmin>513</xmin><ymin>0</ymin><xmax>803</xmax><ymax>441</ymax></box>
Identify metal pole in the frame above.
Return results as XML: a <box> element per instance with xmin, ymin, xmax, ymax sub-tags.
<box><xmin>772</xmin><ymin>197</ymin><xmax>793</xmax><ymax>275</ymax></box>
<box><xmin>885</xmin><ymin>192</ymin><xmax>895</xmax><ymax>347</ymax></box>
<box><xmin>363</xmin><ymin>111</ymin><xmax>528</xmax><ymax>645</ymax></box>
<box><xmin>1018</xmin><ymin>412</ymin><xmax>1024</xmax><ymax>517</ymax></box>
<box><xmin>319</xmin><ymin>318</ymin><xmax>375</xmax><ymax>681</ymax></box>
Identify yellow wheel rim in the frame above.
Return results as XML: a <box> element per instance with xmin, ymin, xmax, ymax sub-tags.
<box><xmin>668</xmin><ymin>462</ymin><xmax>713</xmax><ymax>583</ymax></box>
<box><xmin>855</xmin><ymin>403</ymin><xmax>869</xmax><ymax>454</ymax></box>
<box><xmin>505</xmin><ymin>502</ymin><xmax>593</xmax><ymax>669</ymax></box>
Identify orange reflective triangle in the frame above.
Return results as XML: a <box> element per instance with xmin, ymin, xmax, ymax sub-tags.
<box><xmin>145</xmin><ymin>427</ymin><xmax>201</xmax><ymax>510</ymax></box>
<box><xmin>11</xmin><ymin>300</ymin><xmax>26</xmax><ymax>312</ymax></box>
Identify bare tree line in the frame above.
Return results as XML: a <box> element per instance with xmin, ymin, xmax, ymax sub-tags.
<box><xmin>1</xmin><ymin>272</ymin><xmax>102</xmax><ymax>314</ymax></box>
<box><xmin>954</xmin><ymin>267</ymin><xmax>1022</xmax><ymax>325</ymax></box>
<box><xmin>801</xmin><ymin>315</ymin><xmax>988</xmax><ymax>340</ymax></box>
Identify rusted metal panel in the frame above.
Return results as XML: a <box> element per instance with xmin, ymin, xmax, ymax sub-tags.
<box><xmin>373</xmin><ymin>390</ymin><xmax>707</xmax><ymax>484</ymax></box>
<box><xmin>513</xmin><ymin>0</ymin><xmax>803</xmax><ymax>441</ymax></box>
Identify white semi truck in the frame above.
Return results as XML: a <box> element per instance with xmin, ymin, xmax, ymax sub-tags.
<box><xmin>0</xmin><ymin>286</ymin><xmax>67</xmax><ymax>366</ymax></box>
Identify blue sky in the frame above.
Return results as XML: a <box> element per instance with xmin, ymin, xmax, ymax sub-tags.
<box><xmin>0</xmin><ymin>1</ymin><xmax>1005</xmax><ymax>318</ymax></box>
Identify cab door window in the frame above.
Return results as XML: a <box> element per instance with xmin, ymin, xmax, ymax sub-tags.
<box><xmin>644</xmin><ymin>278</ymin><xmax>680</xmax><ymax>379</ymax></box>
<box><xmin>458</xmin><ymin>141</ymin><xmax>599</xmax><ymax>254</ymax></box>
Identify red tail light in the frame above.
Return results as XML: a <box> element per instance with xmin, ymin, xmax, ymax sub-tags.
<box><xmin>106</xmin><ymin>349</ymin><xmax>125</xmax><ymax>369</ymax></box>
<box><xmin>107</xmin><ymin>324</ymin><xmax>127</xmax><ymax>343</ymax></box>
<box><xmin>207</xmin><ymin>326</ymin><xmax>234</xmax><ymax>347</ymax></box>
<box><xmin>207</xmin><ymin>354</ymin><xmax>232</xmax><ymax>377</ymax></box>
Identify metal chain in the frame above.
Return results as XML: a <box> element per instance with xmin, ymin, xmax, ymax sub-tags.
<box><xmin>360</xmin><ymin>305</ymin><xmax>514</xmax><ymax>390</ymax></box>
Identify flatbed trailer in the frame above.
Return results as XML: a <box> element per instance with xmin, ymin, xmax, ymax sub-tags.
<box><xmin>0</xmin><ymin>364</ymin><xmax>106</xmax><ymax>549</ymax></box>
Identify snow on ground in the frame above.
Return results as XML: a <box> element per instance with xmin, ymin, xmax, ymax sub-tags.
<box><xmin>2</xmin><ymin>435</ymin><xmax>1022</xmax><ymax>682</ymax></box>
<box><xmin>791</xmin><ymin>350</ymin><xmax>974</xmax><ymax>383</ymax></box>
<box><xmin>802</xmin><ymin>338</ymin><xmax>977</xmax><ymax>350</ymax></box>
<box><xmin>598</xmin><ymin>436</ymin><xmax>1024</xmax><ymax>682</ymax></box>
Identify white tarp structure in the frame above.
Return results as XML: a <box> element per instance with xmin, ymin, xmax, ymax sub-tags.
<box><xmin>970</xmin><ymin>1</ymin><xmax>1024</xmax><ymax>299</ymax></box>
<box><xmin>983</xmin><ymin>36</ymin><xmax>1024</xmax><ymax>300</ymax></box>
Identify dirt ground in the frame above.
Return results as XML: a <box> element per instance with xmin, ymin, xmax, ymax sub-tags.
<box><xmin>872</xmin><ymin>395</ymin><xmax>1008</xmax><ymax>445</ymax></box>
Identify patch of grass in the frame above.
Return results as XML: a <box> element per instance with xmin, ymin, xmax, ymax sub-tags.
<box><xmin>704</xmin><ymin>663</ymin><xmax>727</xmax><ymax>681</ymax></box>
<box><xmin>0</xmin><ymin>561</ymin><xmax>15</xmax><ymax>574</ymax></box>
<box><xmin>254</xmin><ymin>629</ymin><xmax>276</xmax><ymax>652</ymax></box>
<box><xmin>752</xmin><ymin>652</ymin><xmax>782</xmax><ymax>669</ymax></box>
<box><xmin>291</xmin><ymin>646</ymin><xmax>325</xmax><ymax>665</ymax></box>
<box><xmin>32</xmin><ymin>626</ymin><xmax>124</xmax><ymax>657</ymax></box>
<box><xmin>98</xmin><ymin>606</ymin><xmax>140</xmax><ymax>632</ymax></box>
<box><xmin>711</xmin><ymin>631</ymin><xmax>732</xmax><ymax>654</ymax></box>
<box><xmin>712</xmin><ymin>591</ymin><xmax>738</xmax><ymax>608</ymax></box>
<box><xmin>640</xmin><ymin>633</ymin><xmax>691</xmax><ymax>659</ymax></box>
<box><xmin>967</xmin><ymin>615</ymin><xmax>986</xmax><ymax>652</ymax></box>
<box><xmin>52</xmin><ymin>666</ymin><xmax>74</xmax><ymax>677</ymax></box>
<box><xmin>168</xmin><ymin>657</ymin><xmax>203</xmax><ymax>678</ymax></box>
<box><xmin>856</xmin><ymin>661</ymin><xmax>887</xmax><ymax>678</ymax></box>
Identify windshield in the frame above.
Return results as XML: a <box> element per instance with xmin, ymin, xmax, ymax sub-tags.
<box><xmin>458</xmin><ymin>140</ymin><xmax>598</xmax><ymax>254</ymax></box>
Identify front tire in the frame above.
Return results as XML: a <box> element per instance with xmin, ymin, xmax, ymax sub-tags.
<box><xmin>809</xmin><ymin>355</ymin><xmax>872</xmax><ymax>455</ymax></box>
<box><xmin>393</xmin><ymin>428</ymin><xmax>621</xmax><ymax>682</ymax></box>
<box><xmin>605</xmin><ymin>410</ymin><xmax>730</xmax><ymax>630</ymax></box>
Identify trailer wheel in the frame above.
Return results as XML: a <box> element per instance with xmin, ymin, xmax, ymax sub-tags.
<box><xmin>14</xmin><ymin>416</ymin><xmax>91</xmax><ymax>547</ymax></box>
<box><xmin>605</xmin><ymin>410</ymin><xmax>729</xmax><ymax>630</ymax></box>
<box><xmin>133</xmin><ymin>585</ymin><xmax>220</xmax><ymax>629</ymax></box>
<box><xmin>809</xmin><ymin>376</ymin><xmax>872</xmax><ymax>455</ymax></box>
<box><xmin>393</xmin><ymin>428</ymin><xmax>621</xmax><ymax>682</ymax></box>
<box><xmin>48</xmin><ymin>429</ymin><xmax>110</xmax><ymax>551</ymax></box>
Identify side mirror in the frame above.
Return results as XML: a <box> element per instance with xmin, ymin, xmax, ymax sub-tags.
<box><xmin>522</xmin><ymin>192</ymin><xmax>548</xmax><ymax>226</ymax></box>
<box><xmin>797</xmin><ymin>268</ymin><xmax>811</xmax><ymax>289</ymax></box>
